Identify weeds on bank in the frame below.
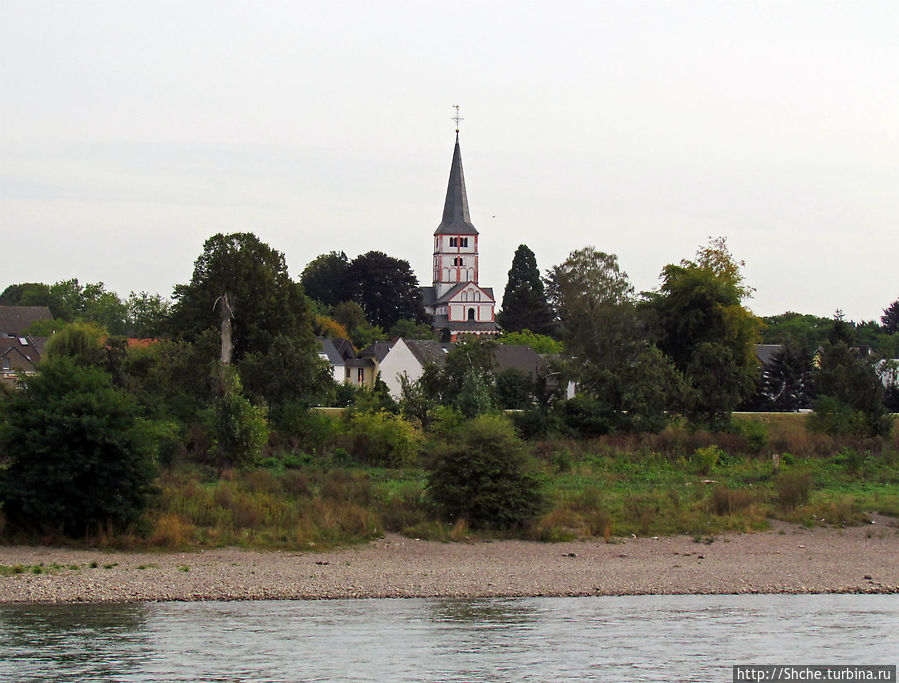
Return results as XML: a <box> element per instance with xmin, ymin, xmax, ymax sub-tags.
<box><xmin>4</xmin><ymin>413</ymin><xmax>897</xmax><ymax>550</ymax></box>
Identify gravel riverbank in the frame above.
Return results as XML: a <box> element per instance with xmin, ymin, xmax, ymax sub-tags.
<box><xmin>1</xmin><ymin>520</ymin><xmax>897</xmax><ymax>604</ymax></box>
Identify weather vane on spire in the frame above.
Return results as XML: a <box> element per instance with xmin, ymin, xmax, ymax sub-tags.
<box><xmin>452</xmin><ymin>105</ymin><xmax>463</xmax><ymax>133</ymax></box>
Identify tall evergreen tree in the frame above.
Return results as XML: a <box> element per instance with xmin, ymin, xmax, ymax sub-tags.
<box><xmin>881</xmin><ymin>299</ymin><xmax>899</xmax><ymax>334</ymax></box>
<box><xmin>496</xmin><ymin>244</ymin><xmax>554</xmax><ymax>335</ymax></box>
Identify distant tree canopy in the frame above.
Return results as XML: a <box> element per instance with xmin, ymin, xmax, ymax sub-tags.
<box><xmin>168</xmin><ymin>232</ymin><xmax>316</xmax><ymax>361</ymax></box>
<box><xmin>497</xmin><ymin>244</ymin><xmax>555</xmax><ymax>336</ymax></box>
<box><xmin>761</xmin><ymin>312</ymin><xmax>834</xmax><ymax>349</ymax></box>
<box><xmin>882</xmin><ymin>299</ymin><xmax>899</xmax><ymax>335</ymax></box>
<box><xmin>810</xmin><ymin>320</ymin><xmax>892</xmax><ymax>437</ymax></box>
<box><xmin>345</xmin><ymin>250</ymin><xmax>427</xmax><ymax>331</ymax></box>
<box><xmin>388</xmin><ymin>318</ymin><xmax>437</xmax><ymax>341</ymax></box>
<box><xmin>546</xmin><ymin>247</ymin><xmax>637</xmax><ymax>369</ymax></box>
<box><xmin>299</xmin><ymin>251</ymin><xmax>352</xmax><ymax>307</ymax></box>
<box><xmin>545</xmin><ymin>247</ymin><xmax>680</xmax><ymax>433</ymax></box>
<box><xmin>1</xmin><ymin>280</ymin><xmax>170</xmax><ymax>338</ymax></box>
<box><xmin>497</xmin><ymin>329</ymin><xmax>563</xmax><ymax>355</ymax></box>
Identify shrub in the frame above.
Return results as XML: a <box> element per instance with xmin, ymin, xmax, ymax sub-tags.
<box><xmin>426</xmin><ymin>414</ymin><xmax>545</xmax><ymax>529</ymax></box>
<box><xmin>342</xmin><ymin>410</ymin><xmax>421</xmax><ymax>467</ymax></box>
<box><xmin>709</xmin><ymin>486</ymin><xmax>759</xmax><ymax>516</ymax></box>
<box><xmin>202</xmin><ymin>368</ymin><xmax>269</xmax><ymax>469</ymax></box>
<box><xmin>834</xmin><ymin>447</ymin><xmax>867</xmax><ymax>475</ymax></box>
<box><xmin>0</xmin><ymin>357</ymin><xmax>158</xmax><ymax>536</ymax></box>
<box><xmin>275</xmin><ymin>404</ymin><xmax>340</xmax><ymax>451</ymax></box>
<box><xmin>775</xmin><ymin>470</ymin><xmax>812</xmax><ymax>510</ymax></box>
<box><xmin>692</xmin><ymin>445</ymin><xmax>724</xmax><ymax>475</ymax></box>
<box><xmin>808</xmin><ymin>395</ymin><xmax>892</xmax><ymax>439</ymax></box>
<box><xmin>511</xmin><ymin>406</ymin><xmax>557</xmax><ymax>439</ymax></box>
<box><xmin>555</xmin><ymin>395</ymin><xmax>614</xmax><ymax>438</ymax></box>
<box><xmin>733</xmin><ymin>419</ymin><xmax>770</xmax><ymax>455</ymax></box>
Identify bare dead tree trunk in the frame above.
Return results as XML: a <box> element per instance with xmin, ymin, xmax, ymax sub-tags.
<box><xmin>216</xmin><ymin>293</ymin><xmax>234</xmax><ymax>366</ymax></box>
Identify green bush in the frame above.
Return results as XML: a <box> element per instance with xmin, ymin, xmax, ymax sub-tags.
<box><xmin>692</xmin><ymin>445</ymin><xmax>724</xmax><ymax>475</ymax></box>
<box><xmin>775</xmin><ymin>470</ymin><xmax>812</xmax><ymax>510</ymax></box>
<box><xmin>0</xmin><ymin>357</ymin><xmax>158</xmax><ymax>536</ymax></box>
<box><xmin>511</xmin><ymin>405</ymin><xmax>557</xmax><ymax>439</ymax></box>
<box><xmin>808</xmin><ymin>395</ymin><xmax>892</xmax><ymax>438</ymax></box>
<box><xmin>834</xmin><ymin>447</ymin><xmax>867</xmax><ymax>475</ymax></box>
<box><xmin>276</xmin><ymin>404</ymin><xmax>340</xmax><ymax>452</ymax></box>
<box><xmin>202</xmin><ymin>369</ymin><xmax>269</xmax><ymax>469</ymax></box>
<box><xmin>555</xmin><ymin>395</ymin><xmax>614</xmax><ymax>437</ymax></box>
<box><xmin>733</xmin><ymin>420</ymin><xmax>770</xmax><ymax>454</ymax></box>
<box><xmin>342</xmin><ymin>410</ymin><xmax>420</xmax><ymax>467</ymax></box>
<box><xmin>426</xmin><ymin>414</ymin><xmax>545</xmax><ymax>529</ymax></box>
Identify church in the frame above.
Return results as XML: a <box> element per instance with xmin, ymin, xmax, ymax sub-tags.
<box><xmin>420</xmin><ymin>128</ymin><xmax>500</xmax><ymax>340</ymax></box>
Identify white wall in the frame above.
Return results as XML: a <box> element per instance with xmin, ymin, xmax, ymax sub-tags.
<box><xmin>376</xmin><ymin>338</ymin><xmax>423</xmax><ymax>399</ymax></box>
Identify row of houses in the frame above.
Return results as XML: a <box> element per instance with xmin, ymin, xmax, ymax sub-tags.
<box><xmin>0</xmin><ymin>306</ymin><xmax>51</xmax><ymax>388</ymax></box>
<box><xmin>318</xmin><ymin>336</ymin><xmax>572</xmax><ymax>401</ymax></box>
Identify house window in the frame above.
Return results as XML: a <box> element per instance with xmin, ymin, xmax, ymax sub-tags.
<box><xmin>460</xmin><ymin>237</ymin><xmax>468</xmax><ymax>247</ymax></box>
<box><xmin>345</xmin><ymin>368</ymin><xmax>351</xmax><ymax>379</ymax></box>
<box><xmin>357</xmin><ymin>368</ymin><xmax>364</xmax><ymax>384</ymax></box>
<box><xmin>449</xmin><ymin>237</ymin><xmax>457</xmax><ymax>247</ymax></box>
<box><xmin>468</xmin><ymin>308</ymin><xmax>476</xmax><ymax>321</ymax></box>
<box><xmin>1</xmin><ymin>358</ymin><xmax>9</xmax><ymax>372</ymax></box>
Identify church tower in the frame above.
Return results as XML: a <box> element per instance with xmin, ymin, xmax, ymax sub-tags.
<box><xmin>421</xmin><ymin>111</ymin><xmax>499</xmax><ymax>340</ymax></box>
<box><xmin>432</xmin><ymin>131</ymin><xmax>479</xmax><ymax>299</ymax></box>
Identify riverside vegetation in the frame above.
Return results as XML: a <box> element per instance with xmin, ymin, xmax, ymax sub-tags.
<box><xmin>2</xmin><ymin>408</ymin><xmax>897</xmax><ymax>550</ymax></box>
<box><xmin>2</xmin><ymin>233</ymin><xmax>899</xmax><ymax>549</ymax></box>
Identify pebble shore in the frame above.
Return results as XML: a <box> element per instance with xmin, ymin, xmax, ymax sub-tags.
<box><xmin>1</xmin><ymin>520</ymin><xmax>897</xmax><ymax>604</ymax></box>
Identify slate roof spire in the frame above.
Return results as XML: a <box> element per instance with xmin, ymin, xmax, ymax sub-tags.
<box><xmin>435</xmin><ymin>130</ymin><xmax>478</xmax><ymax>236</ymax></box>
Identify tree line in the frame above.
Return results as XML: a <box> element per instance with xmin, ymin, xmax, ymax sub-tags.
<box><xmin>1</xmin><ymin>231</ymin><xmax>897</xmax><ymax>537</ymax></box>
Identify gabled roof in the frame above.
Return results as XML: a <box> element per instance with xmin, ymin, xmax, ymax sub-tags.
<box><xmin>434</xmin><ymin>133</ymin><xmax>478</xmax><ymax>236</ymax></box>
<box><xmin>403</xmin><ymin>339</ymin><xmax>455</xmax><ymax>367</ymax></box>
<box><xmin>358</xmin><ymin>340</ymin><xmax>394</xmax><ymax>362</ymax></box>
<box><xmin>494</xmin><ymin>344</ymin><xmax>546</xmax><ymax>378</ymax></box>
<box><xmin>754</xmin><ymin>344</ymin><xmax>783</xmax><ymax>367</ymax></box>
<box><xmin>432</xmin><ymin>282</ymin><xmax>496</xmax><ymax>306</ymax></box>
<box><xmin>0</xmin><ymin>306</ymin><xmax>52</xmax><ymax>336</ymax></box>
<box><xmin>420</xmin><ymin>286</ymin><xmax>436</xmax><ymax>308</ymax></box>
<box><xmin>317</xmin><ymin>337</ymin><xmax>347</xmax><ymax>366</ymax></box>
<box><xmin>0</xmin><ymin>336</ymin><xmax>41</xmax><ymax>369</ymax></box>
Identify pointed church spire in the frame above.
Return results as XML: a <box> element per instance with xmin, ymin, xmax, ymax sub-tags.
<box><xmin>435</xmin><ymin>126</ymin><xmax>478</xmax><ymax>235</ymax></box>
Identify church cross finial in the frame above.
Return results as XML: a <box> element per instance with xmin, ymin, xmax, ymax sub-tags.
<box><xmin>452</xmin><ymin>105</ymin><xmax>463</xmax><ymax>133</ymax></box>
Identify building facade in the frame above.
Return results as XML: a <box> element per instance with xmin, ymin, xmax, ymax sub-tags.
<box><xmin>420</xmin><ymin>132</ymin><xmax>499</xmax><ymax>341</ymax></box>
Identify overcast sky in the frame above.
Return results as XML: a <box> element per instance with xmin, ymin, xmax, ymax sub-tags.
<box><xmin>2</xmin><ymin>1</ymin><xmax>897</xmax><ymax>322</ymax></box>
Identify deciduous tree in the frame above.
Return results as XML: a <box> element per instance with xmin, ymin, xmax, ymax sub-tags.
<box><xmin>345</xmin><ymin>251</ymin><xmax>426</xmax><ymax>330</ymax></box>
<box><xmin>0</xmin><ymin>357</ymin><xmax>158</xmax><ymax>535</ymax></box>
<box><xmin>169</xmin><ymin>233</ymin><xmax>315</xmax><ymax>361</ymax></box>
<box><xmin>300</xmin><ymin>251</ymin><xmax>352</xmax><ymax>307</ymax></box>
<box><xmin>643</xmin><ymin>237</ymin><xmax>762</xmax><ymax>428</ymax></box>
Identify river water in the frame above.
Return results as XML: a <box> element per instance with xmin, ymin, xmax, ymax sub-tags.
<box><xmin>0</xmin><ymin>595</ymin><xmax>896</xmax><ymax>682</ymax></box>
